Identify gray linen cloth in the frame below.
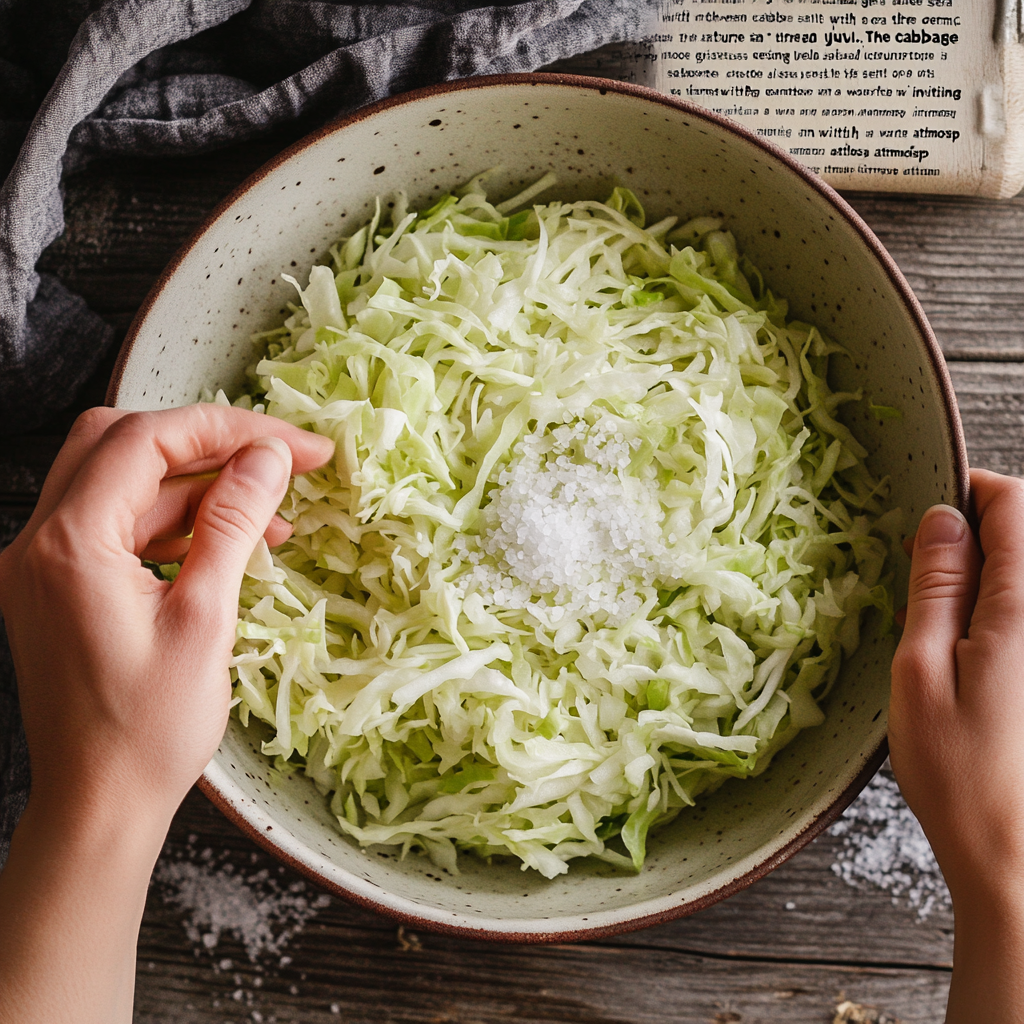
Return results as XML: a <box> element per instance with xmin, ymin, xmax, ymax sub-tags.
<box><xmin>0</xmin><ymin>0</ymin><xmax>653</xmax><ymax>869</ymax></box>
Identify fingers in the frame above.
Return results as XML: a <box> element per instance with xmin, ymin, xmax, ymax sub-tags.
<box><xmin>136</xmin><ymin>461</ymin><xmax>299</xmax><ymax>558</ymax></box>
<box><xmin>892</xmin><ymin>504</ymin><xmax>982</xmax><ymax>703</ymax></box>
<box><xmin>51</xmin><ymin>405</ymin><xmax>334</xmax><ymax>552</ymax></box>
<box><xmin>133</xmin><ymin>472</ymin><xmax>218</xmax><ymax>554</ymax></box>
<box><xmin>962</xmin><ymin>470</ymin><xmax>1024</xmax><ymax>652</ymax></box>
<box><xmin>263</xmin><ymin>515</ymin><xmax>294</xmax><ymax>549</ymax></box>
<box><xmin>162</xmin><ymin>437</ymin><xmax>293</xmax><ymax>636</ymax></box>
<box><xmin>138</xmin><ymin>514</ymin><xmax>293</xmax><ymax>563</ymax></box>
<box><xmin>139</xmin><ymin>537</ymin><xmax>193</xmax><ymax>565</ymax></box>
<box><xmin>19</xmin><ymin>408</ymin><xmax>130</xmax><ymax>541</ymax></box>
<box><xmin>970</xmin><ymin>470</ymin><xmax>1024</xmax><ymax>565</ymax></box>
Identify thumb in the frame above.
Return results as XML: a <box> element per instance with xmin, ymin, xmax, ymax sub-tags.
<box><xmin>167</xmin><ymin>436</ymin><xmax>292</xmax><ymax>629</ymax></box>
<box><xmin>898</xmin><ymin>504</ymin><xmax>981</xmax><ymax>683</ymax></box>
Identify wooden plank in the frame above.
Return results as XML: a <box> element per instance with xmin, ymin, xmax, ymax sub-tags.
<box><xmin>948</xmin><ymin>361</ymin><xmax>1024</xmax><ymax>476</ymax></box>
<box><xmin>134</xmin><ymin>940</ymin><xmax>948</xmax><ymax>1024</ymax></box>
<box><xmin>843</xmin><ymin>194</ymin><xmax>1024</xmax><ymax>361</ymax></box>
<box><xmin>139</xmin><ymin>792</ymin><xmax>950</xmax><ymax>1023</ymax></box>
<box><xmin>610</xmin><ymin>834</ymin><xmax>953</xmax><ymax>970</ymax></box>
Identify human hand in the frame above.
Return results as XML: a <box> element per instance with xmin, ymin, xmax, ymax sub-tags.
<box><xmin>889</xmin><ymin>468</ymin><xmax>1024</xmax><ymax>1022</ymax></box>
<box><xmin>0</xmin><ymin>403</ymin><xmax>334</xmax><ymax>1024</ymax></box>
<box><xmin>0</xmin><ymin>404</ymin><xmax>334</xmax><ymax>822</ymax></box>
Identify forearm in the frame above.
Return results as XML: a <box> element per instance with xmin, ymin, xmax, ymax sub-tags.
<box><xmin>0</xmin><ymin>788</ymin><xmax>173</xmax><ymax>1024</ymax></box>
<box><xmin>946</xmin><ymin>887</ymin><xmax>1024</xmax><ymax>1024</ymax></box>
<box><xmin>0</xmin><ymin>409</ymin><xmax>331</xmax><ymax>1024</ymax></box>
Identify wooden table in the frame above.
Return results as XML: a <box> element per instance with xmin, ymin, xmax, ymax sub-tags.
<box><xmin>4</xmin><ymin>51</ymin><xmax>1024</xmax><ymax>1024</ymax></box>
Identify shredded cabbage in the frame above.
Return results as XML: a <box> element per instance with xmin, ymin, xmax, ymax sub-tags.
<box><xmin>211</xmin><ymin>176</ymin><xmax>894</xmax><ymax>878</ymax></box>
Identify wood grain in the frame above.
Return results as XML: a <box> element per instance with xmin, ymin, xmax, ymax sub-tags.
<box><xmin>134</xmin><ymin>939</ymin><xmax>947</xmax><ymax>1024</ymax></box>
<box><xmin>949</xmin><ymin>362</ymin><xmax>1024</xmax><ymax>475</ymax></box>
<box><xmin>137</xmin><ymin>797</ymin><xmax>948</xmax><ymax>1024</ymax></box>
<box><xmin>844</xmin><ymin>194</ymin><xmax>1024</xmax><ymax>361</ymax></box>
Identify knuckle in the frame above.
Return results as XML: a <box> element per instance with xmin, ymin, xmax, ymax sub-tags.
<box><xmin>890</xmin><ymin>644</ymin><xmax>940</xmax><ymax>692</ymax></box>
<box><xmin>105</xmin><ymin>409</ymin><xmax>156</xmax><ymax>441</ymax></box>
<box><xmin>890</xmin><ymin>643</ymin><xmax>919</xmax><ymax>680</ymax></box>
<box><xmin>92</xmin><ymin>410</ymin><xmax>159</xmax><ymax>458</ymax></box>
<box><xmin>200</xmin><ymin>498</ymin><xmax>261</xmax><ymax>547</ymax></box>
<box><xmin>185</xmin><ymin>400</ymin><xmax>227</xmax><ymax>436</ymax></box>
<box><xmin>23</xmin><ymin>515</ymin><xmax>82</xmax><ymax>577</ymax></box>
<box><xmin>68</xmin><ymin>406</ymin><xmax>121</xmax><ymax>443</ymax></box>
<box><xmin>911</xmin><ymin>565</ymin><xmax>968</xmax><ymax>599</ymax></box>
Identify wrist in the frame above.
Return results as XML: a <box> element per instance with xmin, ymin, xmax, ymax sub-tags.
<box><xmin>21</xmin><ymin>770</ymin><xmax>177</xmax><ymax>868</ymax></box>
<box><xmin>947</xmin><ymin>887</ymin><xmax>1024</xmax><ymax>1024</ymax></box>
<box><xmin>0</xmin><ymin>773</ymin><xmax>175</xmax><ymax>1024</ymax></box>
<box><xmin>947</xmin><ymin>854</ymin><xmax>1024</xmax><ymax>924</ymax></box>
<box><xmin>953</xmin><ymin>883</ymin><xmax>1024</xmax><ymax>942</ymax></box>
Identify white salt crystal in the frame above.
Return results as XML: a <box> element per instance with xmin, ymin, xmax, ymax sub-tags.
<box><xmin>829</xmin><ymin>767</ymin><xmax>950</xmax><ymax>920</ymax></box>
<box><xmin>153</xmin><ymin>848</ymin><xmax>330</xmax><ymax>961</ymax></box>
<box><xmin>455</xmin><ymin>417</ymin><xmax>667</xmax><ymax>626</ymax></box>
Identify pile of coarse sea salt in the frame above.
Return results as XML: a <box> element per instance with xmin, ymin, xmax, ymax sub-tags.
<box><xmin>455</xmin><ymin>417</ymin><xmax>666</xmax><ymax>626</ymax></box>
<box><xmin>829</xmin><ymin>766</ymin><xmax>950</xmax><ymax>920</ymax></box>
<box><xmin>152</xmin><ymin>841</ymin><xmax>330</xmax><ymax>961</ymax></box>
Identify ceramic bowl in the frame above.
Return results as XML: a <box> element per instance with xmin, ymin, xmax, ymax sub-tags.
<box><xmin>109</xmin><ymin>74</ymin><xmax>967</xmax><ymax>941</ymax></box>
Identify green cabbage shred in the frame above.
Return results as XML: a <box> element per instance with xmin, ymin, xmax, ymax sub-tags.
<box><xmin>207</xmin><ymin>175</ymin><xmax>895</xmax><ymax>878</ymax></box>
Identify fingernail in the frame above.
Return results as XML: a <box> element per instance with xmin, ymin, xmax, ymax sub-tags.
<box><xmin>916</xmin><ymin>504</ymin><xmax>967</xmax><ymax>550</ymax></box>
<box><xmin>234</xmin><ymin>436</ymin><xmax>292</xmax><ymax>488</ymax></box>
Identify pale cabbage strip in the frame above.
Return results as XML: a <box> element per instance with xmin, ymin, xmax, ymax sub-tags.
<box><xmin>215</xmin><ymin>183</ymin><xmax>893</xmax><ymax>878</ymax></box>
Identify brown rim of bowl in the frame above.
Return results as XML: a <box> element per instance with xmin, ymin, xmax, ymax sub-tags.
<box><xmin>197</xmin><ymin>739</ymin><xmax>889</xmax><ymax>945</ymax></box>
<box><xmin>111</xmin><ymin>72</ymin><xmax>967</xmax><ymax>941</ymax></box>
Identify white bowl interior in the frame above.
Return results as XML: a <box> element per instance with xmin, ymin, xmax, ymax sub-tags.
<box><xmin>113</xmin><ymin>79</ymin><xmax>961</xmax><ymax>937</ymax></box>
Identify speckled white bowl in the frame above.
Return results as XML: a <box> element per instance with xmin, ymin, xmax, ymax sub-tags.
<box><xmin>109</xmin><ymin>75</ymin><xmax>967</xmax><ymax>942</ymax></box>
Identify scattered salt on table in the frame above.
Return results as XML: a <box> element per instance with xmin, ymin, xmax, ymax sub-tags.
<box><xmin>829</xmin><ymin>766</ymin><xmax>950</xmax><ymax>920</ymax></box>
<box><xmin>152</xmin><ymin>844</ymin><xmax>330</xmax><ymax>961</ymax></box>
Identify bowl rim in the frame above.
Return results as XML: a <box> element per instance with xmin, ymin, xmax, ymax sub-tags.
<box><xmin>109</xmin><ymin>71</ymin><xmax>969</xmax><ymax>942</ymax></box>
<box><xmin>196</xmin><ymin>740</ymin><xmax>890</xmax><ymax>943</ymax></box>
